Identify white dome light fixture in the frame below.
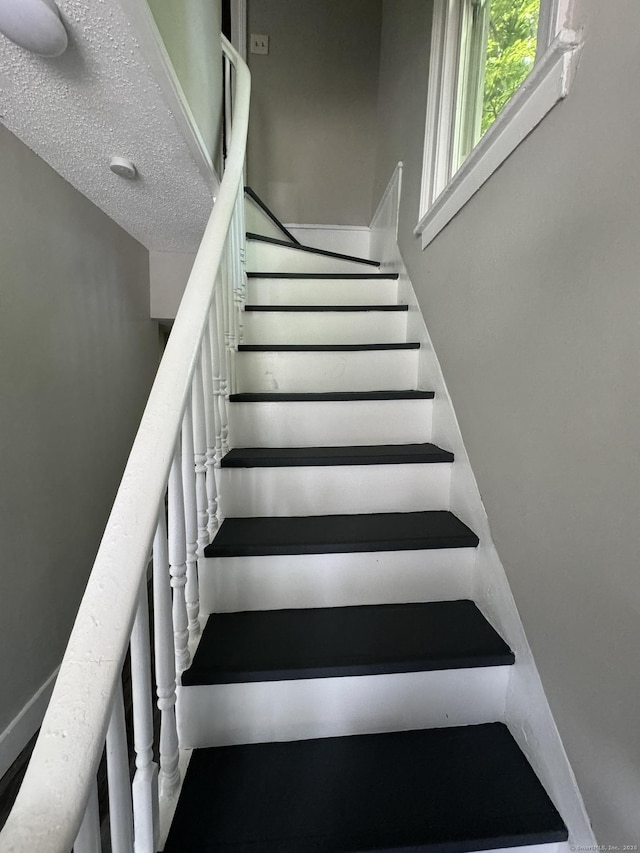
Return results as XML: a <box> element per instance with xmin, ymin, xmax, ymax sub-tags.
<box><xmin>0</xmin><ymin>0</ymin><xmax>68</xmax><ymax>57</ymax></box>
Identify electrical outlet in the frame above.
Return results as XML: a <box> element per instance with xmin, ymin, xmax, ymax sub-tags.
<box><xmin>250</xmin><ymin>33</ymin><xmax>269</xmax><ymax>55</ymax></box>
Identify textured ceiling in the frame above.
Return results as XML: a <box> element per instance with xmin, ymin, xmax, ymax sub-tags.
<box><xmin>0</xmin><ymin>0</ymin><xmax>214</xmax><ymax>251</ymax></box>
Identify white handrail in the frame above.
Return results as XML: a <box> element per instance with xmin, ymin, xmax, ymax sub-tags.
<box><xmin>0</xmin><ymin>35</ymin><xmax>250</xmax><ymax>853</ymax></box>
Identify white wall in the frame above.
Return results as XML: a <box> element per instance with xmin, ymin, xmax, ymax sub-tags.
<box><xmin>150</xmin><ymin>251</ymin><xmax>197</xmax><ymax>320</ymax></box>
<box><xmin>284</xmin><ymin>225</ymin><xmax>372</xmax><ymax>259</ymax></box>
<box><xmin>373</xmin><ymin>0</ymin><xmax>640</xmax><ymax>841</ymax></box>
<box><xmin>0</xmin><ymin>125</ymin><xmax>159</xmax><ymax>763</ymax></box>
<box><xmin>246</xmin><ymin>0</ymin><xmax>383</xmax><ymax>226</ymax></box>
<box><xmin>371</xmin><ymin>162</ymin><xmax>593</xmax><ymax>845</ymax></box>
<box><xmin>147</xmin><ymin>0</ymin><xmax>223</xmax><ymax>164</ymax></box>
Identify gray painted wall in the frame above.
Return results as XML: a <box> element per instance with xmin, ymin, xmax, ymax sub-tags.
<box><xmin>147</xmin><ymin>0</ymin><xmax>223</xmax><ymax>164</ymax></box>
<box><xmin>0</xmin><ymin>126</ymin><xmax>159</xmax><ymax>737</ymax></box>
<box><xmin>246</xmin><ymin>0</ymin><xmax>382</xmax><ymax>225</ymax></box>
<box><xmin>373</xmin><ymin>0</ymin><xmax>638</xmax><ymax>841</ymax></box>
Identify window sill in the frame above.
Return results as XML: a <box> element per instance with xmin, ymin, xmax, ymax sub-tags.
<box><xmin>415</xmin><ymin>28</ymin><xmax>582</xmax><ymax>250</ymax></box>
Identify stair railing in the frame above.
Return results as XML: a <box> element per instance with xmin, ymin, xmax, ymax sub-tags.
<box><xmin>0</xmin><ymin>35</ymin><xmax>249</xmax><ymax>853</ymax></box>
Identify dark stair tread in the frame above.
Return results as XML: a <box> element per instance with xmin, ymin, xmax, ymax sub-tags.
<box><xmin>247</xmin><ymin>232</ymin><xmax>380</xmax><ymax>267</ymax></box>
<box><xmin>244</xmin><ymin>187</ymin><xmax>301</xmax><ymax>245</ymax></box>
<box><xmin>221</xmin><ymin>442</ymin><xmax>453</xmax><ymax>467</ymax></box>
<box><xmin>244</xmin><ymin>304</ymin><xmax>408</xmax><ymax>312</ymax></box>
<box><xmin>229</xmin><ymin>390</ymin><xmax>435</xmax><ymax>402</ymax></box>
<box><xmin>163</xmin><ymin>723</ymin><xmax>568</xmax><ymax>852</ymax></box>
<box><xmin>247</xmin><ymin>271</ymin><xmax>399</xmax><ymax>279</ymax></box>
<box><xmin>182</xmin><ymin>600</ymin><xmax>514</xmax><ymax>686</ymax></box>
<box><xmin>204</xmin><ymin>510</ymin><xmax>479</xmax><ymax>558</ymax></box>
<box><xmin>237</xmin><ymin>342</ymin><xmax>419</xmax><ymax>352</ymax></box>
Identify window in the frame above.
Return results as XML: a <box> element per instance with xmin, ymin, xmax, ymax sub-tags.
<box><xmin>416</xmin><ymin>0</ymin><xmax>581</xmax><ymax>249</ymax></box>
<box><xmin>453</xmin><ymin>0</ymin><xmax>541</xmax><ymax>176</ymax></box>
<box><xmin>454</xmin><ymin>0</ymin><xmax>494</xmax><ymax>175</ymax></box>
<box><xmin>481</xmin><ymin>0</ymin><xmax>540</xmax><ymax>137</ymax></box>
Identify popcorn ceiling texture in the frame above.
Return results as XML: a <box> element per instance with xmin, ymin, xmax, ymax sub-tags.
<box><xmin>0</xmin><ymin>0</ymin><xmax>214</xmax><ymax>251</ymax></box>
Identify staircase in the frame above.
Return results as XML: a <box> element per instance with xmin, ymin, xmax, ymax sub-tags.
<box><xmin>162</xmin><ymin>191</ymin><xmax>569</xmax><ymax>852</ymax></box>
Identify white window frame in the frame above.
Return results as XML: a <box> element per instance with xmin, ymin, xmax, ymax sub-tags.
<box><xmin>415</xmin><ymin>0</ymin><xmax>581</xmax><ymax>249</ymax></box>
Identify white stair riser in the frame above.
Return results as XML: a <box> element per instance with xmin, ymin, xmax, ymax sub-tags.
<box><xmin>219</xmin><ymin>462</ymin><xmax>452</xmax><ymax>517</ymax></box>
<box><xmin>235</xmin><ymin>349</ymin><xmax>418</xmax><ymax>393</ymax></box>
<box><xmin>247</xmin><ymin>278</ymin><xmax>398</xmax><ymax>305</ymax></box>
<box><xmin>247</xmin><ymin>240</ymin><xmax>377</xmax><ymax>274</ymax></box>
<box><xmin>242</xmin><ymin>310</ymin><xmax>408</xmax><ymax>345</ymax></box>
<box><xmin>229</xmin><ymin>398</ymin><xmax>433</xmax><ymax>447</ymax></box>
<box><xmin>199</xmin><ymin>548</ymin><xmax>474</xmax><ymax>613</ymax></box>
<box><xmin>177</xmin><ymin>666</ymin><xmax>509</xmax><ymax>748</ymax></box>
<box><xmin>244</xmin><ymin>197</ymin><xmax>287</xmax><ymax>242</ymax></box>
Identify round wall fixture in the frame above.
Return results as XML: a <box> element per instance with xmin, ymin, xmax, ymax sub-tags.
<box><xmin>110</xmin><ymin>157</ymin><xmax>137</xmax><ymax>180</ymax></box>
<box><xmin>0</xmin><ymin>0</ymin><xmax>68</xmax><ymax>57</ymax></box>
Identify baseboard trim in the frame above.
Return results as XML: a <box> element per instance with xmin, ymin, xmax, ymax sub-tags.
<box><xmin>0</xmin><ymin>669</ymin><xmax>59</xmax><ymax>780</ymax></box>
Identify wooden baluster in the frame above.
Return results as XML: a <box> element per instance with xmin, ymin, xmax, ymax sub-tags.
<box><xmin>192</xmin><ymin>357</ymin><xmax>210</xmax><ymax>555</ymax></box>
<box><xmin>216</xmin><ymin>274</ymin><xmax>230</xmax><ymax>453</ymax></box>
<box><xmin>209</xmin><ymin>306</ymin><xmax>224</xmax><ymax>470</ymax></box>
<box><xmin>219</xmin><ymin>242</ymin><xmax>230</xmax><ymax>401</ymax></box>
<box><xmin>238</xmin><ymin>175</ymin><xmax>247</xmax><ymax>265</ymax></box>
<box><xmin>130</xmin><ymin>580</ymin><xmax>159</xmax><ymax>852</ymax></box>
<box><xmin>201</xmin><ymin>324</ymin><xmax>220</xmax><ymax>539</ymax></box>
<box><xmin>74</xmin><ymin>779</ymin><xmax>101</xmax><ymax>853</ymax></box>
<box><xmin>182</xmin><ymin>400</ymin><xmax>200</xmax><ymax>640</ymax></box>
<box><xmin>168</xmin><ymin>443</ymin><xmax>190</xmax><ymax>674</ymax></box>
<box><xmin>106</xmin><ymin>679</ymin><xmax>134</xmax><ymax>853</ymax></box>
<box><xmin>152</xmin><ymin>510</ymin><xmax>180</xmax><ymax>798</ymax></box>
<box><xmin>224</xmin><ymin>238</ymin><xmax>236</xmax><ymax>397</ymax></box>
<box><xmin>234</xmin><ymin>191</ymin><xmax>245</xmax><ymax>348</ymax></box>
<box><xmin>236</xmin><ymin>185</ymin><xmax>247</xmax><ymax>344</ymax></box>
<box><xmin>209</xmin><ymin>302</ymin><xmax>225</xmax><ymax>466</ymax></box>
<box><xmin>230</xmin><ymin>199</ymin><xmax>241</xmax><ymax>363</ymax></box>
<box><xmin>222</xmin><ymin>243</ymin><xmax>233</xmax><ymax>395</ymax></box>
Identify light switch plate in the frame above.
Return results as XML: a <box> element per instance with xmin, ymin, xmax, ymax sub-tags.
<box><xmin>250</xmin><ymin>33</ymin><xmax>269</xmax><ymax>55</ymax></box>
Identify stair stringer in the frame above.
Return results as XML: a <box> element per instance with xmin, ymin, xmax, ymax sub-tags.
<box><xmin>371</xmin><ymin>164</ymin><xmax>595</xmax><ymax>846</ymax></box>
<box><xmin>244</xmin><ymin>187</ymin><xmax>300</xmax><ymax>245</ymax></box>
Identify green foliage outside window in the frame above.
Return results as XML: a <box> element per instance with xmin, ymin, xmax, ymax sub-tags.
<box><xmin>481</xmin><ymin>0</ymin><xmax>540</xmax><ymax>135</ymax></box>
